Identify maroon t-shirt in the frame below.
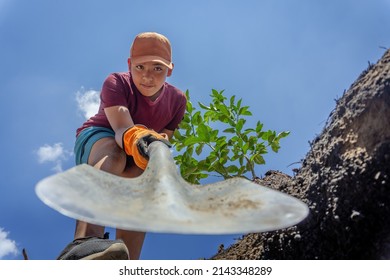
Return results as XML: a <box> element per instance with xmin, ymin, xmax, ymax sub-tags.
<box><xmin>76</xmin><ymin>72</ymin><xmax>187</xmax><ymax>136</ymax></box>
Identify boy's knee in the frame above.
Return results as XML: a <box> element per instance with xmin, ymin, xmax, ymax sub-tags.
<box><xmin>107</xmin><ymin>139</ymin><xmax>125</xmax><ymax>155</ymax></box>
<box><xmin>106</xmin><ymin>146</ymin><xmax>127</xmax><ymax>166</ymax></box>
<box><xmin>89</xmin><ymin>138</ymin><xmax>127</xmax><ymax>173</ymax></box>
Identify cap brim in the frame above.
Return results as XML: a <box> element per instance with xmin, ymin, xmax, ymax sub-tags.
<box><xmin>131</xmin><ymin>55</ymin><xmax>173</xmax><ymax>69</ymax></box>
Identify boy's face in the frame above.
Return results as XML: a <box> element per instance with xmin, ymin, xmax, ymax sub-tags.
<box><xmin>128</xmin><ymin>59</ymin><xmax>173</xmax><ymax>99</ymax></box>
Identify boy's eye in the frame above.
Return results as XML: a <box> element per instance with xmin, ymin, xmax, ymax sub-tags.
<box><xmin>154</xmin><ymin>66</ymin><xmax>163</xmax><ymax>71</ymax></box>
<box><xmin>135</xmin><ymin>65</ymin><xmax>144</xmax><ymax>70</ymax></box>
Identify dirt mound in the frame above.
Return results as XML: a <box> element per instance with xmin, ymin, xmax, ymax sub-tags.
<box><xmin>211</xmin><ymin>49</ymin><xmax>390</xmax><ymax>260</ymax></box>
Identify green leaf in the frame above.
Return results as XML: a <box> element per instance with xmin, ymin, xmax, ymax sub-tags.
<box><xmin>237</xmin><ymin>98</ymin><xmax>242</xmax><ymax>109</ymax></box>
<box><xmin>198</xmin><ymin>102</ymin><xmax>210</xmax><ymax>110</ymax></box>
<box><xmin>252</xmin><ymin>154</ymin><xmax>265</xmax><ymax>165</ymax></box>
<box><xmin>244</xmin><ymin>128</ymin><xmax>255</xmax><ymax>134</ymax></box>
<box><xmin>256</xmin><ymin>121</ymin><xmax>264</xmax><ymax>133</ymax></box>
<box><xmin>183</xmin><ymin>136</ymin><xmax>200</xmax><ymax>146</ymax></box>
<box><xmin>277</xmin><ymin>131</ymin><xmax>290</xmax><ymax>139</ymax></box>
<box><xmin>186</xmin><ymin>101</ymin><xmax>193</xmax><ymax>113</ymax></box>
<box><xmin>267</xmin><ymin>131</ymin><xmax>276</xmax><ymax>143</ymax></box>
<box><xmin>223</xmin><ymin>127</ymin><xmax>236</xmax><ymax>133</ymax></box>
<box><xmin>191</xmin><ymin>111</ymin><xmax>201</xmax><ymax>125</ymax></box>
<box><xmin>197</xmin><ymin>123</ymin><xmax>210</xmax><ymax>141</ymax></box>
<box><xmin>195</xmin><ymin>143</ymin><xmax>204</xmax><ymax>155</ymax></box>
<box><xmin>229</xmin><ymin>95</ymin><xmax>236</xmax><ymax>108</ymax></box>
<box><xmin>271</xmin><ymin>142</ymin><xmax>281</xmax><ymax>152</ymax></box>
<box><xmin>226</xmin><ymin>165</ymin><xmax>239</xmax><ymax>174</ymax></box>
<box><xmin>242</xmin><ymin>142</ymin><xmax>249</xmax><ymax>154</ymax></box>
<box><xmin>211</xmin><ymin>89</ymin><xmax>219</xmax><ymax>97</ymax></box>
<box><xmin>260</xmin><ymin>130</ymin><xmax>270</xmax><ymax>141</ymax></box>
<box><xmin>236</xmin><ymin>118</ymin><xmax>246</xmax><ymax>132</ymax></box>
<box><xmin>239</xmin><ymin>106</ymin><xmax>252</xmax><ymax>116</ymax></box>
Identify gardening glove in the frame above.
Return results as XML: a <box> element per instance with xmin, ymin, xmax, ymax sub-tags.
<box><xmin>122</xmin><ymin>125</ymin><xmax>171</xmax><ymax>169</ymax></box>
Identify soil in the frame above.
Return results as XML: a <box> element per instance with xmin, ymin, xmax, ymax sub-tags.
<box><xmin>211</xmin><ymin>49</ymin><xmax>390</xmax><ymax>260</ymax></box>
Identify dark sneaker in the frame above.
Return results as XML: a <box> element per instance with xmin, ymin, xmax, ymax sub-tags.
<box><xmin>57</xmin><ymin>236</ymin><xmax>129</xmax><ymax>260</ymax></box>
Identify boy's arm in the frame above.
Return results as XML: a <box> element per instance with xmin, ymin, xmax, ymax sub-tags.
<box><xmin>104</xmin><ymin>105</ymin><xmax>135</xmax><ymax>149</ymax></box>
<box><xmin>104</xmin><ymin>105</ymin><xmax>172</xmax><ymax>144</ymax></box>
<box><xmin>104</xmin><ymin>105</ymin><xmax>171</xmax><ymax>169</ymax></box>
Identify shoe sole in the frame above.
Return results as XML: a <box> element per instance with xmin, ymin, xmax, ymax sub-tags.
<box><xmin>80</xmin><ymin>243</ymin><xmax>129</xmax><ymax>260</ymax></box>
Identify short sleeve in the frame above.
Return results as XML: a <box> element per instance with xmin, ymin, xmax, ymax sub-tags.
<box><xmin>100</xmin><ymin>73</ymin><xmax>129</xmax><ymax>109</ymax></box>
<box><xmin>165</xmin><ymin>94</ymin><xmax>187</xmax><ymax>130</ymax></box>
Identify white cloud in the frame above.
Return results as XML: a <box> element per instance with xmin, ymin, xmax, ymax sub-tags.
<box><xmin>0</xmin><ymin>228</ymin><xmax>18</xmax><ymax>259</ymax></box>
<box><xmin>76</xmin><ymin>88</ymin><xmax>100</xmax><ymax>120</ymax></box>
<box><xmin>36</xmin><ymin>143</ymin><xmax>71</xmax><ymax>172</ymax></box>
<box><xmin>37</xmin><ymin>143</ymin><xmax>65</xmax><ymax>163</ymax></box>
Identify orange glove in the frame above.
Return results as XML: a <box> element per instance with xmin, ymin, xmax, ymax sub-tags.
<box><xmin>122</xmin><ymin>125</ymin><xmax>171</xmax><ymax>169</ymax></box>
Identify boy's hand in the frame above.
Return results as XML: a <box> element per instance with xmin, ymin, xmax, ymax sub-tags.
<box><xmin>122</xmin><ymin>125</ymin><xmax>171</xmax><ymax>169</ymax></box>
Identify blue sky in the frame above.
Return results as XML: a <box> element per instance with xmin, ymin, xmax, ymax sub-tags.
<box><xmin>0</xmin><ymin>0</ymin><xmax>389</xmax><ymax>260</ymax></box>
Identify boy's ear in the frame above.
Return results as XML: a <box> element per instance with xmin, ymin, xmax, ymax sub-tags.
<box><xmin>127</xmin><ymin>58</ymin><xmax>131</xmax><ymax>71</ymax></box>
<box><xmin>167</xmin><ymin>63</ymin><xmax>174</xmax><ymax>77</ymax></box>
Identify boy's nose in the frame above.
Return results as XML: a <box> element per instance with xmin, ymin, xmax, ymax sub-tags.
<box><xmin>142</xmin><ymin>75</ymin><xmax>153</xmax><ymax>83</ymax></box>
<box><xmin>142</xmin><ymin>70</ymin><xmax>153</xmax><ymax>80</ymax></box>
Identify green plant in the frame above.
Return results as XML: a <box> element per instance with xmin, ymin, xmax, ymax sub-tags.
<box><xmin>172</xmin><ymin>89</ymin><xmax>290</xmax><ymax>184</ymax></box>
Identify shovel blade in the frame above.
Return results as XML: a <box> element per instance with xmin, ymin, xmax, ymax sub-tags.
<box><xmin>36</xmin><ymin>142</ymin><xmax>309</xmax><ymax>234</ymax></box>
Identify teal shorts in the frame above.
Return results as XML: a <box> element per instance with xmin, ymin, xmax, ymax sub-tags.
<box><xmin>74</xmin><ymin>126</ymin><xmax>115</xmax><ymax>165</ymax></box>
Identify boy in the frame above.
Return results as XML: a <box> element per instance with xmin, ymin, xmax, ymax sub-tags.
<box><xmin>57</xmin><ymin>32</ymin><xmax>187</xmax><ymax>260</ymax></box>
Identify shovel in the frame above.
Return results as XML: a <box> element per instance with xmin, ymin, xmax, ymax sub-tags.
<box><xmin>35</xmin><ymin>141</ymin><xmax>309</xmax><ymax>234</ymax></box>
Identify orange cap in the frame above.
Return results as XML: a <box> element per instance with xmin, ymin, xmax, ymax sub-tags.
<box><xmin>130</xmin><ymin>32</ymin><xmax>173</xmax><ymax>69</ymax></box>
